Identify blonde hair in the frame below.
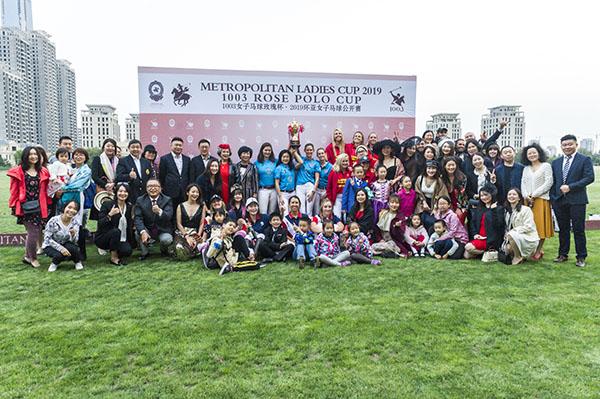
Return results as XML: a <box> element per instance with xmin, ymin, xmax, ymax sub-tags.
<box><xmin>332</xmin><ymin>128</ymin><xmax>345</xmax><ymax>154</ymax></box>
<box><xmin>333</xmin><ymin>153</ymin><xmax>349</xmax><ymax>173</ymax></box>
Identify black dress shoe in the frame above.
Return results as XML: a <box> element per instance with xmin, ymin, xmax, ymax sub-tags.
<box><xmin>576</xmin><ymin>258</ymin><xmax>586</xmax><ymax>268</ymax></box>
<box><xmin>553</xmin><ymin>255</ymin><xmax>568</xmax><ymax>263</ymax></box>
<box><xmin>139</xmin><ymin>254</ymin><xmax>148</xmax><ymax>261</ymax></box>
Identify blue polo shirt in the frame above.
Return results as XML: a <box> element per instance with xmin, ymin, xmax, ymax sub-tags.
<box><xmin>318</xmin><ymin>162</ymin><xmax>333</xmax><ymax>190</ymax></box>
<box><xmin>256</xmin><ymin>159</ymin><xmax>277</xmax><ymax>188</ymax></box>
<box><xmin>275</xmin><ymin>164</ymin><xmax>295</xmax><ymax>191</ymax></box>
<box><xmin>296</xmin><ymin>156</ymin><xmax>321</xmax><ymax>186</ymax></box>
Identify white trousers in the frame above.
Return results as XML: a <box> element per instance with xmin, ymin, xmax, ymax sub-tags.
<box><xmin>279</xmin><ymin>191</ymin><xmax>296</xmax><ymax>215</ymax></box>
<box><xmin>296</xmin><ymin>182</ymin><xmax>316</xmax><ymax>216</ymax></box>
<box><xmin>333</xmin><ymin>194</ymin><xmax>343</xmax><ymax>219</ymax></box>
<box><xmin>258</xmin><ymin>188</ymin><xmax>278</xmax><ymax>215</ymax></box>
<box><xmin>313</xmin><ymin>188</ymin><xmax>327</xmax><ymax>216</ymax></box>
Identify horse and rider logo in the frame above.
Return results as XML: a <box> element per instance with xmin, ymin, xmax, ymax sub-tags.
<box><xmin>389</xmin><ymin>86</ymin><xmax>405</xmax><ymax>111</ymax></box>
<box><xmin>172</xmin><ymin>83</ymin><xmax>191</xmax><ymax>106</ymax></box>
<box><xmin>148</xmin><ymin>81</ymin><xmax>164</xmax><ymax>102</ymax></box>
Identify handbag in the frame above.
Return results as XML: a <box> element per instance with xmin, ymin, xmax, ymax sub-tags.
<box><xmin>498</xmin><ymin>240</ymin><xmax>513</xmax><ymax>265</ymax></box>
<box><xmin>21</xmin><ymin>200</ymin><xmax>40</xmax><ymax>215</ymax></box>
<box><xmin>482</xmin><ymin>249</ymin><xmax>498</xmax><ymax>263</ymax></box>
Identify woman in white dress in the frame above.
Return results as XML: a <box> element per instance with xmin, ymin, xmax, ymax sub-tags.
<box><xmin>520</xmin><ymin>143</ymin><xmax>554</xmax><ymax>260</ymax></box>
<box><xmin>504</xmin><ymin>188</ymin><xmax>540</xmax><ymax>264</ymax></box>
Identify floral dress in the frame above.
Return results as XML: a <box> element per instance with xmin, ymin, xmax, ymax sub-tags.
<box><xmin>17</xmin><ymin>173</ymin><xmax>45</xmax><ymax>227</ymax></box>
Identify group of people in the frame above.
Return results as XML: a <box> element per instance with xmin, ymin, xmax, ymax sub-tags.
<box><xmin>7</xmin><ymin>124</ymin><xmax>595</xmax><ymax>275</ymax></box>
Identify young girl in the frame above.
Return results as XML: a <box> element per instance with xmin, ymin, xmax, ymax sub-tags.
<box><xmin>228</xmin><ymin>186</ymin><xmax>245</xmax><ymax>222</ymax></box>
<box><xmin>404</xmin><ymin>214</ymin><xmax>429</xmax><ymax>257</ymax></box>
<box><xmin>345</xmin><ymin>222</ymin><xmax>381</xmax><ymax>265</ymax></box>
<box><xmin>202</xmin><ymin>208</ymin><xmax>227</xmax><ymax>243</ymax></box>
<box><xmin>47</xmin><ymin>148</ymin><xmax>73</xmax><ymax>197</ymax></box>
<box><xmin>397</xmin><ymin>175</ymin><xmax>417</xmax><ymax>220</ymax></box>
<box><xmin>371</xmin><ymin>194</ymin><xmax>409</xmax><ymax>258</ymax></box>
<box><xmin>371</xmin><ymin>165</ymin><xmax>391</xmax><ymax>224</ymax></box>
<box><xmin>315</xmin><ymin>220</ymin><xmax>352</xmax><ymax>267</ymax></box>
<box><xmin>427</xmin><ymin>219</ymin><xmax>460</xmax><ymax>259</ymax></box>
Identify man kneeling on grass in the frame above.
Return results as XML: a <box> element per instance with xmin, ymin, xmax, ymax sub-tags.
<box><xmin>204</xmin><ymin>219</ymin><xmax>262</xmax><ymax>276</ymax></box>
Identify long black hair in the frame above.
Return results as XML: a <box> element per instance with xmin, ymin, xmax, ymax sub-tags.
<box><xmin>350</xmin><ymin>188</ymin><xmax>372</xmax><ymax>214</ymax></box>
<box><xmin>504</xmin><ymin>187</ymin><xmax>525</xmax><ymax>214</ymax></box>
<box><xmin>441</xmin><ymin>156</ymin><xmax>466</xmax><ymax>189</ymax></box>
<box><xmin>20</xmin><ymin>146</ymin><xmax>42</xmax><ymax>172</ymax></box>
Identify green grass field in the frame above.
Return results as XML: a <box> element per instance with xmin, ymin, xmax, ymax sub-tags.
<box><xmin>1</xmin><ymin>167</ymin><xmax>599</xmax><ymax>398</ymax></box>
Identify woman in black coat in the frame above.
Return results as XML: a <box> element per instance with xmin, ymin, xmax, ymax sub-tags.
<box><xmin>347</xmin><ymin>188</ymin><xmax>374</xmax><ymax>238</ymax></box>
<box><xmin>90</xmin><ymin>138</ymin><xmax>119</xmax><ymax>220</ymax></box>
<box><xmin>196</xmin><ymin>159</ymin><xmax>223</xmax><ymax>207</ymax></box>
<box><xmin>94</xmin><ymin>183</ymin><xmax>134</xmax><ymax>265</ymax></box>
<box><xmin>464</xmin><ymin>183</ymin><xmax>505</xmax><ymax>259</ymax></box>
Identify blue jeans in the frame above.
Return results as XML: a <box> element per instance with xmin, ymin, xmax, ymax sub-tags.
<box><xmin>293</xmin><ymin>243</ymin><xmax>316</xmax><ymax>260</ymax></box>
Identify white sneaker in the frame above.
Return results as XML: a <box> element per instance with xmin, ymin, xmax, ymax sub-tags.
<box><xmin>48</xmin><ymin>264</ymin><xmax>58</xmax><ymax>272</ymax></box>
<box><xmin>97</xmin><ymin>248</ymin><xmax>108</xmax><ymax>256</ymax></box>
<box><xmin>75</xmin><ymin>262</ymin><xmax>84</xmax><ymax>270</ymax></box>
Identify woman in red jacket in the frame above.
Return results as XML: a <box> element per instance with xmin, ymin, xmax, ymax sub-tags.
<box><xmin>326</xmin><ymin>153</ymin><xmax>352</xmax><ymax>219</ymax></box>
<box><xmin>345</xmin><ymin>130</ymin><xmax>365</xmax><ymax>165</ymax></box>
<box><xmin>7</xmin><ymin>146</ymin><xmax>51</xmax><ymax>268</ymax></box>
<box><xmin>325</xmin><ymin>128</ymin><xmax>347</xmax><ymax>164</ymax></box>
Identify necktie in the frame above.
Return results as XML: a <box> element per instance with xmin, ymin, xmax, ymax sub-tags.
<box><xmin>150</xmin><ymin>199</ymin><xmax>159</xmax><ymax>237</ymax></box>
<box><xmin>562</xmin><ymin>156</ymin><xmax>572</xmax><ymax>184</ymax></box>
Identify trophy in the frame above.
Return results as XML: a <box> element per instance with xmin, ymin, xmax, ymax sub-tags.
<box><xmin>288</xmin><ymin>120</ymin><xmax>304</xmax><ymax>149</ymax></box>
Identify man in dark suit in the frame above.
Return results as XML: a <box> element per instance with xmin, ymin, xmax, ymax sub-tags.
<box><xmin>191</xmin><ymin>138</ymin><xmax>217</xmax><ymax>182</ymax></box>
<box><xmin>159</xmin><ymin>136</ymin><xmax>192</xmax><ymax>211</ymax></box>
<box><xmin>550</xmin><ymin>134</ymin><xmax>595</xmax><ymax>267</ymax></box>
<box><xmin>116</xmin><ymin>139</ymin><xmax>153</xmax><ymax>204</ymax></box>
<box><xmin>494</xmin><ymin>145</ymin><xmax>524</xmax><ymax>204</ymax></box>
<box><xmin>134</xmin><ymin>179</ymin><xmax>174</xmax><ymax>260</ymax></box>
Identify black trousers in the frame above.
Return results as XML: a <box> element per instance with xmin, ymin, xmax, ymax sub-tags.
<box><xmin>554</xmin><ymin>202</ymin><xmax>587</xmax><ymax>259</ymax></box>
<box><xmin>44</xmin><ymin>242</ymin><xmax>81</xmax><ymax>265</ymax></box>
<box><xmin>258</xmin><ymin>243</ymin><xmax>294</xmax><ymax>261</ymax></box>
<box><xmin>95</xmin><ymin>229</ymin><xmax>133</xmax><ymax>258</ymax></box>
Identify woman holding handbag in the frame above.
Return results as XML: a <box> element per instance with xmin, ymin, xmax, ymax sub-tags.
<box><xmin>7</xmin><ymin>146</ymin><xmax>51</xmax><ymax>268</ymax></box>
<box><xmin>503</xmin><ymin>188</ymin><xmax>540</xmax><ymax>265</ymax></box>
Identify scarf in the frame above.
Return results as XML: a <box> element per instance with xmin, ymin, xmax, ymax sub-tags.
<box><xmin>100</xmin><ymin>152</ymin><xmax>117</xmax><ymax>182</ymax></box>
<box><xmin>118</xmin><ymin>203</ymin><xmax>127</xmax><ymax>242</ymax></box>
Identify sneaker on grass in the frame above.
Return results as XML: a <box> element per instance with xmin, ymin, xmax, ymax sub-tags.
<box><xmin>219</xmin><ymin>264</ymin><xmax>233</xmax><ymax>276</ymax></box>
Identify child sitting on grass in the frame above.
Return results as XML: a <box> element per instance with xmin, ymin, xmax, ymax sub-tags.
<box><xmin>404</xmin><ymin>213</ymin><xmax>429</xmax><ymax>257</ymax></box>
<box><xmin>315</xmin><ymin>220</ymin><xmax>351</xmax><ymax>267</ymax></box>
<box><xmin>293</xmin><ymin>215</ymin><xmax>317</xmax><ymax>269</ymax></box>
<box><xmin>204</xmin><ymin>219</ymin><xmax>261</xmax><ymax>275</ymax></box>
<box><xmin>345</xmin><ymin>222</ymin><xmax>381</xmax><ymax>265</ymax></box>
<box><xmin>258</xmin><ymin>213</ymin><xmax>294</xmax><ymax>262</ymax></box>
<box><xmin>427</xmin><ymin>219</ymin><xmax>459</xmax><ymax>260</ymax></box>
<box><xmin>372</xmin><ymin>194</ymin><xmax>409</xmax><ymax>258</ymax></box>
